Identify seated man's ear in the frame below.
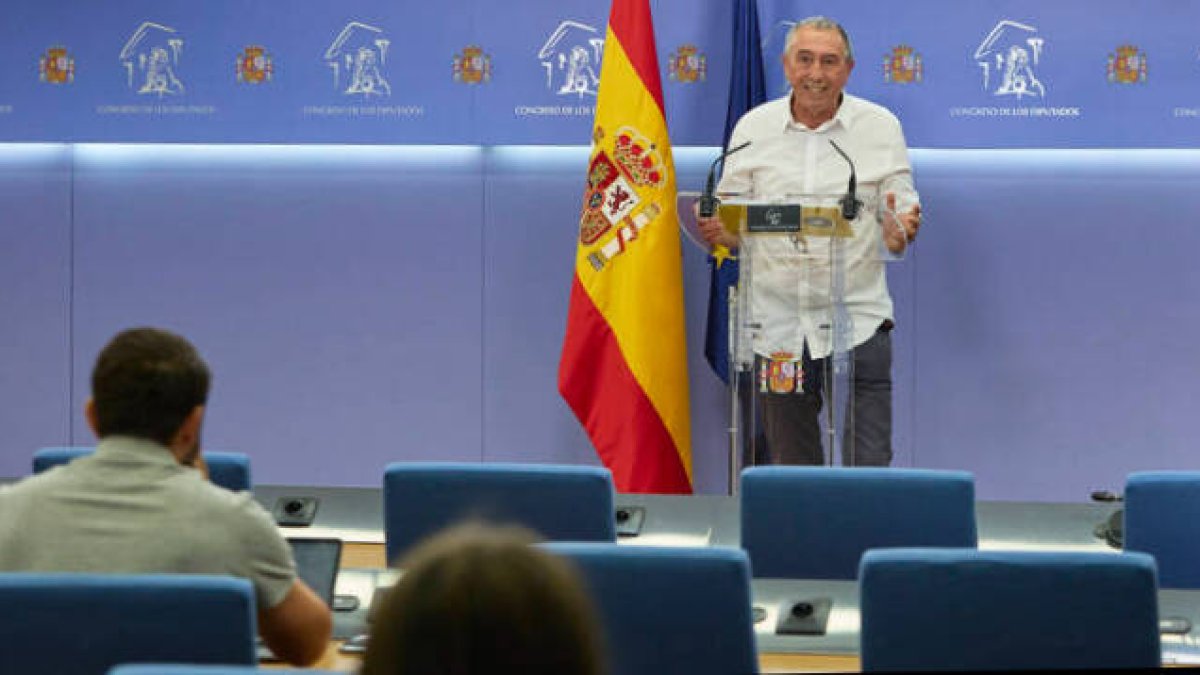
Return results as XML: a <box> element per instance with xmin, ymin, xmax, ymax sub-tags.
<box><xmin>172</xmin><ymin>406</ymin><xmax>205</xmax><ymax>447</ymax></box>
<box><xmin>170</xmin><ymin>406</ymin><xmax>206</xmax><ymax>467</ymax></box>
<box><xmin>84</xmin><ymin>398</ymin><xmax>100</xmax><ymax>437</ymax></box>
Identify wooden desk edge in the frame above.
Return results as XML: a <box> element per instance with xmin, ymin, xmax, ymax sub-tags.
<box><xmin>341</xmin><ymin>542</ymin><xmax>387</xmax><ymax>569</ymax></box>
<box><xmin>276</xmin><ymin>642</ymin><xmax>862</xmax><ymax>673</ymax></box>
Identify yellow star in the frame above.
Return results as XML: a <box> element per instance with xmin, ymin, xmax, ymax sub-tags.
<box><xmin>712</xmin><ymin>244</ymin><xmax>736</xmax><ymax>268</ymax></box>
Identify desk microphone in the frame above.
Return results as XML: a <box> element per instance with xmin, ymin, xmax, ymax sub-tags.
<box><xmin>699</xmin><ymin>141</ymin><xmax>751</xmax><ymax>217</ymax></box>
<box><xmin>828</xmin><ymin>140</ymin><xmax>861</xmax><ymax>221</ymax></box>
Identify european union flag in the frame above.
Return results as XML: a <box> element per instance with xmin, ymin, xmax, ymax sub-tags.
<box><xmin>704</xmin><ymin>0</ymin><xmax>766</xmax><ymax>383</ymax></box>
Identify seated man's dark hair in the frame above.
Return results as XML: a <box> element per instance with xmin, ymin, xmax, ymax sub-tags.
<box><xmin>361</xmin><ymin>522</ymin><xmax>607</xmax><ymax>675</ymax></box>
<box><xmin>90</xmin><ymin>327</ymin><xmax>211</xmax><ymax>445</ymax></box>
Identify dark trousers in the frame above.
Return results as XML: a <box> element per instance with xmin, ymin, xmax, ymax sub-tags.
<box><xmin>756</xmin><ymin>326</ymin><xmax>893</xmax><ymax>466</ymax></box>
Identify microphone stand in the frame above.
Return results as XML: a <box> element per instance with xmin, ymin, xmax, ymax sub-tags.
<box><xmin>826</xmin><ymin>140</ymin><xmax>860</xmax><ymax>466</ymax></box>
<box><xmin>699</xmin><ymin>141</ymin><xmax>751</xmax><ymax>218</ymax></box>
<box><xmin>700</xmin><ymin>141</ymin><xmax>750</xmax><ymax>493</ymax></box>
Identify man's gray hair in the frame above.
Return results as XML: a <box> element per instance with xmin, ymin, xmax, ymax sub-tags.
<box><xmin>785</xmin><ymin>16</ymin><xmax>854</xmax><ymax>61</ymax></box>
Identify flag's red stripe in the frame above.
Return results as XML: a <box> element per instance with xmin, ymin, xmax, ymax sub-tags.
<box><xmin>559</xmin><ymin>276</ymin><xmax>691</xmax><ymax>494</ymax></box>
<box><xmin>607</xmin><ymin>0</ymin><xmax>665</xmax><ymax>115</ymax></box>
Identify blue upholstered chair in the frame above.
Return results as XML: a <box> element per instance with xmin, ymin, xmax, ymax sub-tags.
<box><xmin>383</xmin><ymin>462</ymin><xmax>616</xmax><ymax>563</ymax></box>
<box><xmin>740</xmin><ymin>467</ymin><xmax>977</xmax><ymax>579</ymax></box>
<box><xmin>109</xmin><ymin>666</ymin><xmax>345</xmax><ymax>675</ymax></box>
<box><xmin>1124</xmin><ymin>471</ymin><xmax>1200</xmax><ymax>588</ymax></box>
<box><xmin>33</xmin><ymin>446</ymin><xmax>252</xmax><ymax>492</ymax></box>
<box><xmin>545</xmin><ymin>543</ymin><xmax>758</xmax><ymax>675</ymax></box>
<box><xmin>859</xmin><ymin>548</ymin><xmax>1161</xmax><ymax>671</ymax></box>
<box><xmin>0</xmin><ymin>573</ymin><xmax>256</xmax><ymax>675</ymax></box>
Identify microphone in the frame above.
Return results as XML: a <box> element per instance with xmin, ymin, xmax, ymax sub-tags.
<box><xmin>699</xmin><ymin>141</ymin><xmax>751</xmax><ymax>217</ymax></box>
<box><xmin>828</xmin><ymin>140</ymin><xmax>861</xmax><ymax>221</ymax></box>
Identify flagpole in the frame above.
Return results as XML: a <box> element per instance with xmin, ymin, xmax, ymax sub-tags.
<box><xmin>727</xmin><ymin>283</ymin><xmax>741</xmax><ymax>495</ymax></box>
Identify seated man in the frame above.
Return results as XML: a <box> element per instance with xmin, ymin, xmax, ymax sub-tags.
<box><xmin>0</xmin><ymin>327</ymin><xmax>331</xmax><ymax>665</ymax></box>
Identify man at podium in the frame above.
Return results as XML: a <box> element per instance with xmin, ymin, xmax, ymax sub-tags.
<box><xmin>697</xmin><ymin>17</ymin><xmax>922</xmax><ymax>467</ymax></box>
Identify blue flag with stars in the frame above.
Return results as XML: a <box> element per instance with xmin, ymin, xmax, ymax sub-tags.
<box><xmin>705</xmin><ymin>0</ymin><xmax>766</xmax><ymax>383</ymax></box>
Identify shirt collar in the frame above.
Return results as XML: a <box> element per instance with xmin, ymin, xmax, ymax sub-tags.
<box><xmin>95</xmin><ymin>435</ymin><xmax>181</xmax><ymax>467</ymax></box>
<box><xmin>782</xmin><ymin>91</ymin><xmax>857</xmax><ymax>133</ymax></box>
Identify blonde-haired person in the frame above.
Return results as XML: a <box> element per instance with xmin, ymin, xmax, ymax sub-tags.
<box><xmin>361</xmin><ymin>523</ymin><xmax>606</xmax><ymax>675</ymax></box>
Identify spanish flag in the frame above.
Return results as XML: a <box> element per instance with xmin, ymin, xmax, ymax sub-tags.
<box><xmin>558</xmin><ymin>0</ymin><xmax>692</xmax><ymax>494</ymax></box>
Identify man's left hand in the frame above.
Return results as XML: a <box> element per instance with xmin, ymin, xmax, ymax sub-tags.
<box><xmin>882</xmin><ymin>192</ymin><xmax>921</xmax><ymax>253</ymax></box>
<box><xmin>193</xmin><ymin>454</ymin><xmax>210</xmax><ymax>481</ymax></box>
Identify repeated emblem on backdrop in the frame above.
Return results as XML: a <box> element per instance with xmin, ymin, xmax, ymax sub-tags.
<box><xmin>883</xmin><ymin>45</ymin><xmax>922</xmax><ymax>84</ymax></box>
<box><xmin>539</xmin><ymin>20</ymin><xmax>603</xmax><ymax>98</ymax></box>
<box><xmin>39</xmin><ymin>47</ymin><xmax>75</xmax><ymax>84</ymax></box>
<box><xmin>974</xmin><ymin>20</ymin><xmax>1046</xmax><ymax>98</ymax></box>
<box><xmin>668</xmin><ymin>45</ymin><xmax>706</xmax><ymax>83</ymax></box>
<box><xmin>579</xmin><ymin>125</ymin><xmax>665</xmax><ymax>271</ymax></box>
<box><xmin>1107</xmin><ymin>45</ymin><xmax>1147</xmax><ymax>84</ymax></box>
<box><xmin>453</xmin><ymin>45</ymin><xmax>492</xmax><ymax>84</ymax></box>
<box><xmin>236</xmin><ymin>46</ymin><xmax>273</xmax><ymax>84</ymax></box>
<box><xmin>120</xmin><ymin>22</ymin><xmax>186</xmax><ymax>96</ymax></box>
<box><xmin>324</xmin><ymin>22</ymin><xmax>392</xmax><ymax>98</ymax></box>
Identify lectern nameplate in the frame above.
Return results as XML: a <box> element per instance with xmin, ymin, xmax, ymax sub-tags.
<box><xmin>724</xmin><ymin>203</ymin><xmax>855</xmax><ymax>238</ymax></box>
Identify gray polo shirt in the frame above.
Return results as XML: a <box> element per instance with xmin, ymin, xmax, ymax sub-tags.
<box><xmin>0</xmin><ymin>435</ymin><xmax>295</xmax><ymax>609</ymax></box>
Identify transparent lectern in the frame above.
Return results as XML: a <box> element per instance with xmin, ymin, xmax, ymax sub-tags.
<box><xmin>680</xmin><ymin>191</ymin><xmax>906</xmax><ymax>493</ymax></box>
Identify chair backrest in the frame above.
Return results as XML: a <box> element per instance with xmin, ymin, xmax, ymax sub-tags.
<box><xmin>740</xmin><ymin>467</ymin><xmax>977</xmax><ymax>579</ymax></box>
<box><xmin>544</xmin><ymin>543</ymin><xmax>758</xmax><ymax>675</ymax></box>
<box><xmin>859</xmin><ymin>548</ymin><xmax>1161</xmax><ymax>671</ymax></box>
<box><xmin>33</xmin><ymin>446</ymin><xmax>252</xmax><ymax>492</ymax></box>
<box><xmin>383</xmin><ymin>462</ymin><xmax>616</xmax><ymax>563</ymax></box>
<box><xmin>1124</xmin><ymin>471</ymin><xmax>1200</xmax><ymax>588</ymax></box>
<box><xmin>0</xmin><ymin>573</ymin><xmax>256</xmax><ymax>675</ymax></box>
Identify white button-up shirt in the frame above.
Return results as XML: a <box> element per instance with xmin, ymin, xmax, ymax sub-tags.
<box><xmin>717</xmin><ymin>92</ymin><xmax>919</xmax><ymax>360</ymax></box>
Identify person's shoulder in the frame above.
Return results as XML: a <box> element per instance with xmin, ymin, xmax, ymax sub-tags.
<box><xmin>843</xmin><ymin>93</ymin><xmax>904</xmax><ymax>128</ymax></box>
<box><xmin>0</xmin><ymin>469</ymin><xmax>76</xmax><ymax>533</ymax></box>
<box><xmin>743</xmin><ymin>95</ymin><xmax>790</xmax><ymax>119</ymax></box>
<box><xmin>0</xmin><ymin>477</ymin><xmax>25</xmax><ymax>505</ymax></box>
<box><xmin>735</xmin><ymin>95</ymin><xmax>791</xmax><ymax>132</ymax></box>
<box><xmin>169</xmin><ymin>474</ymin><xmax>274</xmax><ymax>526</ymax></box>
<box><xmin>0</xmin><ymin>466</ymin><xmax>68</xmax><ymax>500</ymax></box>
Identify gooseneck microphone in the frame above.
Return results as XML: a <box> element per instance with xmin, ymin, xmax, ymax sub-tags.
<box><xmin>699</xmin><ymin>141</ymin><xmax>752</xmax><ymax>217</ymax></box>
<box><xmin>828</xmin><ymin>139</ymin><xmax>861</xmax><ymax>221</ymax></box>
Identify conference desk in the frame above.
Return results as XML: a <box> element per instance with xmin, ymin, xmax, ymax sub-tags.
<box><xmin>299</xmin><ymin>545</ymin><xmax>1200</xmax><ymax>673</ymax></box>
<box><xmin>296</xmin><ymin>543</ymin><xmax>865</xmax><ymax>674</ymax></box>
<box><xmin>257</xmin><ymin>487</ymin><xmax>1187</xmax><ymax>673</ymax></box>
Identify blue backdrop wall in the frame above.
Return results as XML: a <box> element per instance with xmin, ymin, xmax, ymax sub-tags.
<box><xmin>2</xmin><ymin>0</ymin><xmax>1198</xmax><ymax>146</ymax></box>
<box><xmin>2</xmin><ymin>1</ymin><xmax>1199</xmax><ymax>500</ymax></box>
